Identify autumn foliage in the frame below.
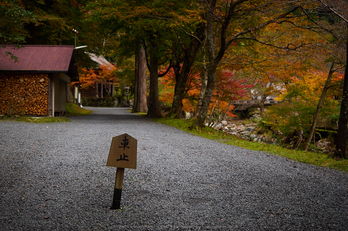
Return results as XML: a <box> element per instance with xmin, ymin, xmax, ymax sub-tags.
<box><xmin>262</xmin><ymin>69</ymin><xmax>343</xmax><ymax>140</ymax></box>
<box><xmin>78</xmin><ymin>64</ymin><xmax>118</xmax><ymax>90</ymax></box>
<box><xmin>159</xmin><ymin>66</ymin><xmax>253</xmax><ymax>120</ymax></box>
<box><xmin>159</xmin><ymin>66</ymin><xmax>201</xmax><ymax>112</ymax></box>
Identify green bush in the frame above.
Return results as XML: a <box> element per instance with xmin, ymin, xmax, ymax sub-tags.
<box><xmin>82</xmin><ymin>97</ymin><xmax>116</xmax><ymax>107</ymax></box>
<box><xmin>261</xmin><ymin>99</ymin><xmax>340</xmax><ymax>142</ymax></box>
<box><xmin>66</xmin><ymin>103</ymin><xmax>92</xmax><ymax>116</ymax></box>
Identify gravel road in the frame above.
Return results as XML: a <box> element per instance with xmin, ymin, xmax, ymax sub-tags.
<box><xmin>1</xmin><ymin>107</ymin><xmax>347</xmax><ymax>230</ymax></box>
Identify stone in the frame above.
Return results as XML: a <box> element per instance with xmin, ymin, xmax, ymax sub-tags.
<box><xmin>221</xmin><ymin>120</ymin><xmax>228</xmax><ymax>126</ymax></box>
<box><xmin>185</xmin><ymin>112</ymin><xmax>192</xmax><ymax>119</ymax></box>
<box><xmin>315</xmin><ymin>139</ymin><xmax>331</xmax><ymax>150</ymax></box>
<box><xmin>215</xmin><ymin>124</ymin><xmax>223</xmax><ymax>130</ymax></box>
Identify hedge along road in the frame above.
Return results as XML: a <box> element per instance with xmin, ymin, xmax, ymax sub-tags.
<box><xmin>0</xmin><ymin>107</ymin><xmax>347</xmax><ymax>230</ymax></box>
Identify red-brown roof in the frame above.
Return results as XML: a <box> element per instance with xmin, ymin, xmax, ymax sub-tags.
<box><xmin>0</xmin><ymin>45</ymin><xmax>79</xmax><ymax>81</ymax></box>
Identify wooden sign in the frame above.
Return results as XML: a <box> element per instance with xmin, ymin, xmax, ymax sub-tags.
<box><xmin>107</xmin><ymin>133</ymin><xmax>137</xmax><ymax>169</ymax></box>
<box><xmin>107</xmin><ymin>133</ymin><xmax>137</xmax><ymax>209</ymax></box>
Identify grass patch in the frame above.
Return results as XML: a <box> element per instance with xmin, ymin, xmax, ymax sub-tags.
<box><xmin>15</xmin><ymin>116</ymin><xmax>71</xmax><ymax>123</ymax></box>
<box><xmin>136</xmin><ymin>112</ymin><xmax>147</xmax><ymax>116</ymax></box>
<box><xmin>0</xmin><ymin>103</ymin><xmax>92</xmax><ymax>123</ymax></box>
<box><xmin>155</xmin><ymin>117</ymin><xmax>348</xmax><ymax>172</ymax></box>
<box><xmin>66</xmin><ymin>103</ymin><xmax>92</xmax><ymax>116</ymax></box>
<box><xmin>1</xmin><ymin>115</ymin><xmax>71</xmax><ymax>123</ymax></box>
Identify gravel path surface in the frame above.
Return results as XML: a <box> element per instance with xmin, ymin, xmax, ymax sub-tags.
<box><xmin>1</xmin><ymin>107</ymin><xmax>347</xmax><ymax>230</ymax></box>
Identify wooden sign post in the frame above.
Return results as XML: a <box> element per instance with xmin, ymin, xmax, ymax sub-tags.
<box><xmin>106</xmin><ymin>133</ymin><xmax>137</xmax><ymax>210</ymax></box>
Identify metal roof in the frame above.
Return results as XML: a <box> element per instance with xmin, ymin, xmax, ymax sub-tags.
<box><xmin>87</xmin><ymin>52</ymin><xmax>116</xmax><ymax>71</ymax></box>
<box><xmin>0</xmin><ymin>45</ymin><xmax>79</xmax><ymax>81</ymax></box>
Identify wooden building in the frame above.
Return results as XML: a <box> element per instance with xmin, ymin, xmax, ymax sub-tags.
<box><xmin>0</xmin><ymin>45</ymin><xmax>79</xmax><ymax>116</ymax></box>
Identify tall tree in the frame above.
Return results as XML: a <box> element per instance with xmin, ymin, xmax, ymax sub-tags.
<box><xmin>170</xmin><ymin>15</ymin><xmax>205</xmax><ymax>118</ymax></box>
<box><xmin>304</xmin><ymin>61</ymin><xmax>337</xmax><ymax>150</ymax></box>
<box><xmin>194</xmin><ymin>0</ymin><xmax>312</xmax><ymax>128</ymax></box>
<box><xmin>133</xmin><ymin>44</ymin><xmax>148</xmax><ymax>113</ymax></box>
<box><xmin>319</xmin><ymin>0</ymin><xmax>348</xmax><ymax>158</ymax></box>
<box><xmin>336</xmin><ymin>40</ymin><xmax>348</xmax><ymax>158</ymax></box>
<box><xmin>302</xmin><ymin>0</ymin><xmax>348</xmax><ymax>157</ymax></box>
<box><xmin>85</xmin><ymin>0</ymin><xmax>204</xmax><ymax>117</ymax></box>
<box><xmin>146</xmin><ymin>34</ymin><xmax>163</xmax><ymax>117</ymax></box>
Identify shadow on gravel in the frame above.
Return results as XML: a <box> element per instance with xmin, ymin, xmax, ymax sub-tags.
<box><xmin>71</xmin><ymin>114</ymin><xmax>147</xmax><ymax>121</ymax></box>
<box><xmin>70</xmin><ymin>107</ymin><xmax>149</xmax><ymax>122</ymax></box>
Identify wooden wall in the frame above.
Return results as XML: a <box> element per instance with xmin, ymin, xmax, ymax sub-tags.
<box><xmin>0</xmin><ymin>73</ymin><xmax>49</xmax><ymax>115</ymax></box>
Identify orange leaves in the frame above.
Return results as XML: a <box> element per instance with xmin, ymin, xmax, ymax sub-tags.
<box><xmin>281</xmin><ymin>70</ymin><xmax>343</xmax><ymax>103</ymax></box>
<box><xmin>159</xmin><ymin>65</ymin><xmax>253</xmax><ymax>115</ymax></box>
<box><xmin>79</xmin><ymin>64</ymin><xmax>119</xmax><ymax>89</ymax></box>
<box><xmin>159</xmin><ymin>65</ymin><xmax>201</xmax><ymax>111</ymax></box>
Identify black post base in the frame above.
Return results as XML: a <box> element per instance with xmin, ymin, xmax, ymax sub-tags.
<box><xmin>110</xmin><ymin>188</ymin><xmax>122</xmax><ymax>210</ymax></box>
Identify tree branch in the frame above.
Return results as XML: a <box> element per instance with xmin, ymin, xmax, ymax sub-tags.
<box><xmin>158</xmin><ymin>63</ymin><xmax>172</xmax><ymax>77</ymax></box>
<box><xmin>228</xmin><ymin>6</ymin><xmax>301</xmax><ymax>44</ymax></box>
<box><xmin>318</xmin><ymin>0</ymin><xmax>348</xmax><ymax>23</ymax></box>
<box><xmin>144</xmin><ymin>15</ymin><xmax>203</xmax><ymax>43</ymax></box>
<box><xmin>238</xmin><ymin>37</ymin><xmax>312</xmax><ymax>50</ymax></box>
<box><xmin>300</xmin><ymin>6</ymin><xmax>339</xmax><ymax>39</ymax></box>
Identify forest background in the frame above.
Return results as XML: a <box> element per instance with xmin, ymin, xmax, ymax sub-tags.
<box><xmin>1</xmin><ymin>0</ymin><xmax>347</xmax><ymax>158</ymax></box>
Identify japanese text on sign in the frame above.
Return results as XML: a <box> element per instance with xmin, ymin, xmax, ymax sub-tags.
<box><xmin>106</xmin><ymin>133</ymin><xmax>137</xmax><ymax>169</ymax></box>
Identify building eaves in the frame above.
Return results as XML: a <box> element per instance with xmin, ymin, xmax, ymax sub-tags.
<box><xmin>0</xmin><ymin>45</ymin><xmax>79</xmax><ymax>81</ymax></box>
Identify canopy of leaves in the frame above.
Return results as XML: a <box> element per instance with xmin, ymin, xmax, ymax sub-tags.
<box><xmin>0</xmin><ymin>0</ymin><xmax>34</xmax><ymax>44</ymax></box>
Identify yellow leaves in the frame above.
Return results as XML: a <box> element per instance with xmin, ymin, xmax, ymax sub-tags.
<box><xmin>182</xmin><ymin>99</ymin><xmax>193</xmax><ymax>112</ymax></box>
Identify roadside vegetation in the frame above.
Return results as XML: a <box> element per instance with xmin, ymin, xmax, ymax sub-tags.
<box><xmin>66</xmin><ymin>103</ymin><xmax>92</xmax><ymax>116</ymax></box>
<box><xmin>0</xmin><ymin>103</ymin><xmax>92</xmax><ymax>123</ymax></box>
<box><xmin>155</xmin><ymin>117</ymin><xmax>348</xmax><ymax>172</ymax></box>
<box><xmin>1</xmin><ymin>115</ymin><xmax>70</xmax><ymax>123</ymax></box>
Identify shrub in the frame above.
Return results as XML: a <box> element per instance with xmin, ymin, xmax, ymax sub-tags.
<box><xmin>82</xmin><ymin>97</ymin><xmax>116</xmax><ymax>107</ymax></box>
<box><xmin>261</xmin><ymin>99</ymin><xmax>340</xmax><ymax>144</ymax></box>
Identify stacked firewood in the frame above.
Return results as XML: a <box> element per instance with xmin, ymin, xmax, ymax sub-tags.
<box><xmin>0</xmin><ymin>73</ymin><xmax>49</xmax><ymax>115</ymax></box>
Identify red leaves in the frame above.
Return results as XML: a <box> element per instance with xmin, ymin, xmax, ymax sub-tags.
<box><xmin>214</xmin><ymin>70</ymin><xmax>254</xmax><ymax>102</ymax></box>
<box><xmin>159</xmin><ymin>65</ymin><xmax>253</xmax><ymax>115</ymax></box>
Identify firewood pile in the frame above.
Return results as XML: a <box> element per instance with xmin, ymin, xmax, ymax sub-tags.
<box><xmin>0</xmin><ymin>73</ymin><xmax>49</xmax><ymax>116</ymax></box>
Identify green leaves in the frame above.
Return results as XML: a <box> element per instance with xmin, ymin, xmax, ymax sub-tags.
<box><xmin>0</xmin><ymin>0</ymin><xmax>34</xmax><ymax>44</ymax></box>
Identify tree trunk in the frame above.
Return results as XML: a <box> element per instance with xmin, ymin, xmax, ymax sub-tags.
<box><xmin>195</xmin><ymin>67</ymin><xmax>216</xmax><ymax>127</ymax></box>
<box><xmin>259</xmin><ymin>94</ymin><xmax>267</xmax><ymax>117</ymax></box>
<box><xmin>304</xmin><ymin>61</ymin><xmax>335</xmax><ymax>151</ymax></box>
<box><xmin>133</xmin><ymin>46</ymin><xmax>139</xmax><ymax>110</ymax></box>
<box><xmin>133</xmin><ymin>44</ymin><xmax>148</xmax><ymax>113</ymax></box>
<box><xmin>195</xmin><ymin>27</ymin><xmax>208</xmax><ymax>119</ymax></box>
<box><xmin>147</xmin><ymin>40</ymin><xmax>162</xmax><ymax>118</ymax></box>
<box><xmin>194</xmin><ymin>4</ymin><xmax>217</xmax><ymax>128</ymax></box>
<box><xmin>170</xmin><ymin>24</ymin><xmax>204</xmax><ymax>118</ymax></box>
<box><xmin>171</xmin><ymin>68</ymin><xmax>188</xmax><ymax>118</ymax></box>
<box><xmin>171</xmin><ymin>45</ymin><xmax>202</xmax><ymax>118</ymax></box>
<box><xmin>335</xmin><ymin>39</ymin><xmax>348</xmax><ymax>158</ymax></box>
